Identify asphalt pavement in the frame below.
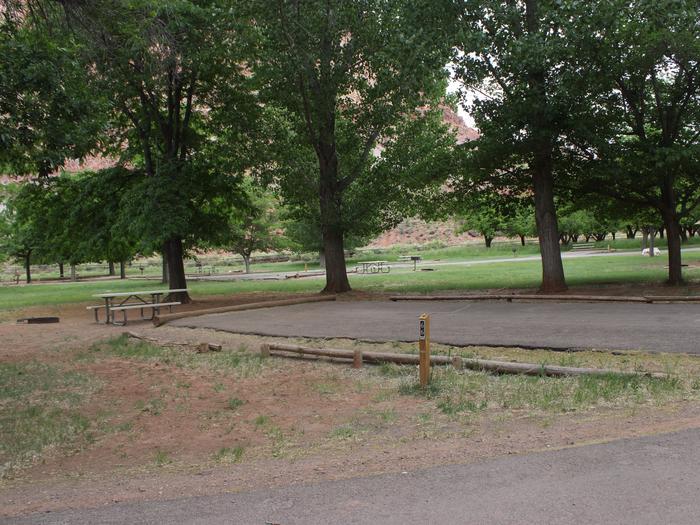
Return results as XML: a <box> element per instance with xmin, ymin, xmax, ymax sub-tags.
<box><xmin>8</xmin><ymin>427</ymin><xmax>700</xmax><ymax>524</ymax></box>
<box><xmin>172</xmin><ymin>299</ymin><xmax>700</xmax><ymax>353</ymax></box>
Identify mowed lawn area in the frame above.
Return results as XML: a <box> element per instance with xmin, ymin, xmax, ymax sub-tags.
<box><xmin>3</xmin><ymin>250</ymin><xmax>700</xmax><ymax>311</ymax></box>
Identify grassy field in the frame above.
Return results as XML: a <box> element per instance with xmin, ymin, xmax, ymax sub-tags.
<box><xmin>7</xmin><ymin>236</ymin><xmax>700</xmax><ymax>284</ymax></box>
<box><xmin>2</xmin><ymin>250</ymin><xmax>700</xmax><ymax>311</ymax></box>
<box><xmin>5</xmin><ymin>234</ymin><xmax>700</xmax><ymax>284</ymax></box>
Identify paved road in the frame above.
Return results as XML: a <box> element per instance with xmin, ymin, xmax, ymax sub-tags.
<box><xmin>173</xmin><ymin>300</ymin><xmax>700</xmax><ymax>353</ymax></box>
<box><xmin>8</xmin><ymin>427</ymin><xmax>700</xmax><ymax>524</ymax></box>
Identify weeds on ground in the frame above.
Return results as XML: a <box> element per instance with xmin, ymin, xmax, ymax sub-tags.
<box><xmin>212</xmin><ymin>445</ymin><xmax>244</xmax><ymax>464</ymax></box>
<box><xmin>0</xmin><ymin>362</ymin><xmax>101</xmax><ymax>479</ymax></box>
<box><xmin>153</xmin><ymin>449</ymin><xmax>172</xmax><ymax>466</ymax></box>
<box><xmin>397</xmin><ymin>366</ymin><xmax>684</xmax><ymax>417</ymax></box>
<box><xmin>329</xmin><ymin>407</ymin><xmax>400</xmax><ymax>441</ymax></box>
<box><xmin>85</xmin><ymin>335</ymin><xmax>267</xmax><ymax>377</ymax></box>
<box><xmin>227</xmin><ymin>397</ymin><xmax>245</xmax><ymax>410</ymax></box>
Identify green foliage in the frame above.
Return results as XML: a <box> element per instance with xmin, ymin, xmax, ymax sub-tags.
<box><xmin>456</xmin><ymin>190</ymin><xmax>535</xmax><ymax>247</ymax></box>
<box><xmin>0</xmin><ymin>9</ymin><xmax>105</xmax><ymax>177</ymax></box>
<box><xmin>252</xmin><ymin>0</ymin><xmax>458</xmax><ymax>290</ymax></box>
<box><xmin>565</xmin><ymin>0</ymin><xmax>700</xmax><ymax>281</ymax></box>
<box><xmin>53</xmin><ymin>0</ymin><xmax>263</xmax><ymax>287</ymax></box>
<box><xmin>224</xmin><ymin>181</ymin><xmax>285</xmax><ymax>272</ymax></box>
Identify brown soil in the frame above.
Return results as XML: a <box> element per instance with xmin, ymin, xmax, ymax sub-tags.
<box><xmin>2</xmin><ymin>292</ymin><xmax>700</xmax><ymax>518</ymax></box>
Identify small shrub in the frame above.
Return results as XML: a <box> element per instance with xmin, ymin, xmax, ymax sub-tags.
<box><xmin>154</xmin><ymin>449</ymin><xmax>172</xmax><ymax>466</ymax></box>
<box><xmin>213</xmin><ymin>445</ymin><xmax>244</xmax><ymax>463</ymax></box>
<box><xmin>254</xmin><ymin>415</ymin><xmax>270</xmax><ymax>427</ymax></box>
<box><xmin>227</xmin><ymin>397</ymin><xmax>245</xmax><ymax>411</ymax></box>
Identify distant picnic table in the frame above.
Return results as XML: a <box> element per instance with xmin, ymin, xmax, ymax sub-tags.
<box><xmin>88</xmin><ymin>288</ymin><xmax>187</xmax><ymax>325</ymax></box>
<box><xmin>355</xmin><ymin>261</ymin><xmax>391</xmax><ymax>274</ymax></box>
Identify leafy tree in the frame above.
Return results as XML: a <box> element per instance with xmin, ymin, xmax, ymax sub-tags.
<box><xmin>57</xmin><ymin>169</ymin><xmax>141</xmax><ymax>278</ymax></box>
<box><xmin>502</xmin><ymin>200</ymin><xmax>537</xmax><ymax>246</ymax></box>
<box><xmin>252</xmin><ymin>0</ymin><xmax>456</xmax><ymax>293</ymax></box>
<box><xmin>453</xmin><ymin>0</ymin><xmax>598</xmax><ymax>292</ymax></box>
<box><xmin>570</xmin><ymin>0</ymin><xmax>700</xmax><ymax>284</ymax></box>
<box><xmin>0</xmin><ymin>5</ymin><xmax>104</xmax><ymax>177</ymax></box>
<box><xmin>226</xmin><ymin>183</ymin><xmax>284</xmax><ymax>273</ymax></box>
<box><xmin>456</xmin><ymin>194</ymin><xmax>505</xmax><ymax>248</ymax></box>
<box><xmin>0</xmin><ymin>182</ymin><xmax>52</xmax><ymax>283</ymax></box>
<box><xmin>54</xmin><ymin>0</ymin><xmax>258</xmax><ymax>302</ymax></box>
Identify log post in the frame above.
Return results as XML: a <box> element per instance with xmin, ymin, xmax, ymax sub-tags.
<box><xmin>353</xmin><ymin>349</ymin><xmax>363</xmax><ymax>369</ymax></box>
<box><xmin>418</xmin><ymin>313</ymin><xmax>431</xmax><ymax>387</ymax></box>
<box><xmin>260</xmin><ymin>343</ymin><xmax>270</xmax><ymax>358</ymax></box>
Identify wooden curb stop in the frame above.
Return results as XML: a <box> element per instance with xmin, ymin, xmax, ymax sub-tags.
<box><xmin>153</xmin><ymin>295</ymin><xmax>336</xmax><ymax>326</ymax></box>
<box><xmin>260</xmin><ymin>342</ymin><xmax>667</xmax><ymax>379</ymax></box>
<box><xmin>389</xmin><ymin>294</ymin><xmax>700</xmax><ymax>304</ymax></box>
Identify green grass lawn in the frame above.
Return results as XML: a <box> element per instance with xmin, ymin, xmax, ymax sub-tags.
<box><xmin>3</xmin><ymin>250</ymin><xmax>700</xmax><ymax>311</ymax></box>
<box><xmin>7</xmin><ymin>236</ymin><xmax>700</xmax><ymax>284</ymax></box>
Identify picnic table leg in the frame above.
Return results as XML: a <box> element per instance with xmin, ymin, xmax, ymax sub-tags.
<box><xmin>112</xmin><ymin>309</ymin><xmax>127</xmax><ymax>326</ymax></box>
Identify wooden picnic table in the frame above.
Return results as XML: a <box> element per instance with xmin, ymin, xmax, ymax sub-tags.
<box><xmin>91</xmin><ymin>288</ymin><xmax>187</xmax><ymax>324</ymax></box>
<box><xmin>355</xmin><ymin>261</ymin><xmax>391</xmax><ymax>274</ymax></box>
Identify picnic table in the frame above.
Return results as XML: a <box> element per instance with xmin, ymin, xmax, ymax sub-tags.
<box><xmin>88</xmin><ymin>288</ymin><xmax>187</xmax><ymax>325</ymax></box>
<box><xmin>355</xmin><ymin>261</ymin><xmax>391</xmax><ymax>274</ymax></box>
<box><xmin>398</xmin><ymin>255</ymin><xmax>422</xmax><ymax>271</ymax></box>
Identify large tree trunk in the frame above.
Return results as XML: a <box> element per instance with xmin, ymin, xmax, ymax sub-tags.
<box><xmin>70</xmin><ymin>263</ymin><xmax>77</xmax><ymax>281</ymax></box>
<box><xmin>519</xmin><ymin>234</ymin><xmax>526</xmax><ymax>246</ymax></box>
<box><xmin>526</xmin><ymin>0</ymin><xmax>567</xmax><ymax>293</ymax></box>
<box><xmin>108</xmin><ymin>261</ymin><xmax>115</xmax><ymax>276</ymax></box>
<box><xmin>484</xmin><ymin>236</ymin><xmax>493</xmax><ymax>248</ymax></box>
<box><xmin>319</xmin><ymin>150</ymin><xmax>351</xmax><ymax>294</ymax></box>
<box><xmin>641</xmin><ymin>228</ymin><xmax>649</xmax><ymax>250</ymax></box>
<box><xmin>164</xmin><ymin>237</ymin><xmax>190</xmax><ymax>303</ymax></box>
<box><xmin>661</xmin><ymin>208</ymin><xmax>683</xmax><ymax>285</ymax></box>
<box><xmin>532</xmin><ymin>168</ymin><xmax>567</xmax><ymax>293</ymax></box>
<box><xmin>321</xmin><ymin>226</ymin><xmax>350</xmax><ymax>293</ymax></box>
<box><xmin>119</xmin><ymin>260</ymin><xmax>126</xmax><ymax>279</ymax></box>
<box><xmin>58</xmin><ymin>262</ymin><xmax>64</xmax><ymax>278</ymax></box>
<box><xmin>242</xmin><ymin>254</ymin><xmax>251</xmax><ymax>274</ymax></box>
<box><xmin>625</xmin><ymin>225</ymin><xmax>637</xmax><ymax>239</ymax></box>
<box><xmin>25</xmin><ymin>251</ymin><xmax>31</xmax><ymax>284</ymax></box>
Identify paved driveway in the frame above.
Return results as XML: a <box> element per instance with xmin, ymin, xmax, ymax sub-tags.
<box><xmin>172</xmin><ymin>299</ymin><xmax>700</xmax><ymax>353</ymax></box>
<box><xmin>10</xmin><ymin>427</ymin><xmax>700</xmax><ymax>524</ymax></box>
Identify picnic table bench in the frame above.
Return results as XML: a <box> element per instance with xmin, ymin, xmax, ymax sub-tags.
<box><xmin>355</xmin><ymin>261</ymin><xmax>390</xmax><ymax>274</ymax></box>
<box><xmin>87</xmin><ymin>288</ymin><xmax>187</xmax><ymax>325</ymax></box>
<box><xmin>570</xmin><ymin>243</ymin><xmax>595</xmax><ymax>251</ymax></box>
<box><xmin>398</xmin><ymin>255</ymin><xmax>422</xmax><ymax>271</ymax></box>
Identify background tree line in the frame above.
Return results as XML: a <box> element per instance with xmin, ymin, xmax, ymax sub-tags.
<box><xmin>1</xmin><ymin>0</ymin><xmax>698</xmax><ymax>293</ymax></box>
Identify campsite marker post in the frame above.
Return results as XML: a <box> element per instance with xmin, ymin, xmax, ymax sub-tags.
<box><xmin>419</xmin><ymin>313</ymin><xmax>431</xmax><ymax>387</ymax></box>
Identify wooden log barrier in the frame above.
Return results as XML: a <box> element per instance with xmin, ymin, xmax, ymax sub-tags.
<box><xmin>263</xmin><ymin>343</ymin><xmax>667</xmax><ymax>379</ymax></box>
<box><xmin>353</xmin><ymin>349</ymin><xmax>363</xmax><ymax>369</ymax></box>
<box><xmin>153</xmin><ymin>295</ymin><xmax>336</xmax><ymax>326</ymax></box>
<box><xmin>390</xmin><ymin>294</ymin><xmax>651</xmax><ymax>303</ymax></box>
<box><xmin>390</xmin><ymin>294</ymin><xmax>700</xmax><ymax>304</ymax></box>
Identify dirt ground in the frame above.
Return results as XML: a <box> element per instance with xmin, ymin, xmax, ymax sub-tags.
<box><xmin>3</xmin><ymin>292</ymin><xmax>700</xmax><ymax>518</ymax></box>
